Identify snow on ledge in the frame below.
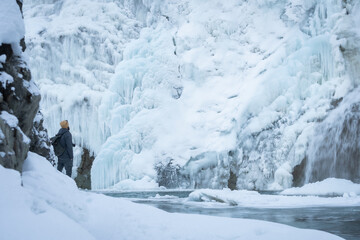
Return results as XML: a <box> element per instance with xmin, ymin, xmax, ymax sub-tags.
<box><xmin>0</xmin><ymin>0</ymin><xmax>25</xmax><ymax>44</ymax></box>
<box><xmin>1</xmin><ymin>111</ymin><xmax>19</xmax><ymax>128</ymax></box>
<box><xmin>280</xmin><ymin>178</ymin><xmax>360</xmax><ymax>197</ymax></box>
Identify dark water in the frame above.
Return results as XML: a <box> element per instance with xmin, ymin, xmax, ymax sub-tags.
<box><xmin>103</xmin><ymin>190</ymin><xmax>193</xmax><ymax>199</ymax></box>
<box><xmin>102</xmin><ymin>191</ymin><xmax>360</xmax><ymax>240</ymax></box>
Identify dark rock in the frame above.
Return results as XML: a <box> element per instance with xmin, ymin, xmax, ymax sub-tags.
<box><xmin>16</xmin><ymin>0</ymin><xmax>23</xmax><ymax>16</ymax></box>
<box><xmin>75</xmin><ymin>148</ymin><xmax>95</xmax><ymax>189</ymax></box>
<box><xmin>155</xmin><ymin>158</ymin><xmax>180</xmax><ymax>188</ymax></box>
<box><xmin>2</xmin><ymin>56</ymin><xmax>40</xmax><ymax>136</ymax></box>
<box><xmin>299</xmin><ymin>101</ymin><xmax>360</xmax><ymax>185</ymax></box>
<box><xmin>0</xmin><ymin>115</ymin><xmax>29</xmax><ymax>172</ymax></box>
<box><xmin>292</xmin><ymin>157</ymin><xmax>307</xmax><ymax>187</ymax></box>
<box><xmin>0</xmin><ymin>44</ymin><xmax>13</xmax><ymax>60</ymax></box>
<box><xmin>20</xmin><ymin>38</ymin><xmax>26</xmax><ymax>52</ymax></box>
<box><xmin>0</xmin><ymin>56</ymin><xmax>36</xmax><ymax>171</ymax></box>
<box><xmin>0</xmin><ymin>54</ymin><xmax>43</xmax><ymax>172</ymax></box>
<box><xmin>227</xmin><ymin>170</ymin><xmax>237</xmax><ymax>190</ymax></box>
<box><xmin>330</xmin><ymin>97</ymin><xmax>343</xmax><ymax>108</ymax></box>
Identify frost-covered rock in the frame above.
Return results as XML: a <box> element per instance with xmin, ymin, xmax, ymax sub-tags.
<box><xmin>74</xmin><ymin>148</ymin><xmax>95</xmax><ymax>190</ymax></box>
<box><xmin>30</xmin><ymin>111</ymin><xmax>55</xmax><ymax>164</ymax></box>
<box><xmin>297</xmin><ymin>89</ymin><xmax>360</xmax><ymax>185</ymax></box>
<box><xmin>155</xmin><ymin>158</ymin><xmax>181</xmax><ymax>189</ymax></box>
<box><xmin>0</xmin><ymin>111</ymin><xmax>29</xmax><ymax>170</ymax></box>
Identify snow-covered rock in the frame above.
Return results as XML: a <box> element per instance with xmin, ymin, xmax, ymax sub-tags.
<box><xmin>0</xmin><ymin>0</ymin><xmax>24</xmax><ymax>45</ymax></box>
<box><xmin>0</xmin><ymin>0</ymin><xmax>52</xmax><ymax>171</ymax></box>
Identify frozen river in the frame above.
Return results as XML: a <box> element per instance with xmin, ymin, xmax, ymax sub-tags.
<box><xmin>103</xmin><ymin>190</ymin><xmax>360</xmax><ymax>240</ymax></box>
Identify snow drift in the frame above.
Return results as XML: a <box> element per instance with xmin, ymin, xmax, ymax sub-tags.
<box><xmin>0</xmin><ymin>152</ymin><xmax>345</xmax><ymax>240</ymax></box>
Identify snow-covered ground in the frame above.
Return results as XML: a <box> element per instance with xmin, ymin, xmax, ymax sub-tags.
<box><xmin>0</xmin><ymin>152</ymin><xmax>346</xmax><ymax>240</ymax></box>
<box><xmin>23</xmin><ymin>0</ymin><xmax>360</xmax><ymax>191</ymax></box>
<box><xmin>1</xmin><ymin>1</ymin><xmax>357</xmax><ymax>239</ymax></box>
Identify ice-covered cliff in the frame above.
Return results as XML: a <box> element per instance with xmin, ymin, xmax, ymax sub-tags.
<box><xmin>24</xmin><ymin>0</ymin><xmax>360</xmax><ymax>190</ymax></box>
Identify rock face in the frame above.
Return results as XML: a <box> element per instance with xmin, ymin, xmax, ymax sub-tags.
<box><xmin>30</xmin><ymin>112</ymin><xmax>55</xmax><ymax>165</ymax></box>
<box><xmin>0</xmin><ymin>0</ymin><xmax>52</xmax><ymax>172</ymax></box>
<box><xmin>227</xmin><ymin>170</ymin><xmax>237</xmax><ymax>190</ymax></box>
<box><xmin>75</xmin><ymin>148</ymin><xmax>95</xmax><ymax>189</ymax></box>
<box><xmin>309</xmin><ymin>102</ymin><xmax>360</xmax><ymax>183</ymax></box>
<box><xmin>0</xmin><ymin>111</ymin><xmax>29</xmax><ymax>171</ymax></box>
<box><xmin>155</xmin><ymin>159</ymin><xmax>181</xmax><ymax>189</ymax></box>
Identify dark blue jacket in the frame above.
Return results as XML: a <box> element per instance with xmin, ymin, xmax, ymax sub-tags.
<box><xmin>57</xmin><ymin>128</ymin><xmax>73</xmax><ymax>161</ymax></box>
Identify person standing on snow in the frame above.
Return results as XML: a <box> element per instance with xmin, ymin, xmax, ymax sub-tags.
<box><xmin>56</xmin><ymin>120</ymin><xmax>74</xmax><ymax>177</ymax></box>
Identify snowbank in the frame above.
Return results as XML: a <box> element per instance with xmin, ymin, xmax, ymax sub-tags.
<box><xmin>0</xmin><ymin>152</ymin><xmax>344</xmax><ymax>240</ymax></box>
<box><xmin>281</xmin><ymin>178</ymin><xmax>360</xmax><ymax>197</ymax></box>
<box><xmin>188</xmin><ymin>188</ymin><xmax>360</xmax><ymax>208</ymax></box>
<box><xmin>0</xmin><ymin>0</ymin><xmax>24</xmax><ymax>44</ymax></box>
<box><xmin>0</xmin><ymin>155</ymin><xmax>94</xmax><ymax>240</ymax></box>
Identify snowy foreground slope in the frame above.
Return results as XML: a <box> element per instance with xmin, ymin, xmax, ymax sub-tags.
<box><xmin>24</xmin><ymin>0</ymin><xmax>360</xmax><ymax>190</ymax></box>
<box><xmin>0</xmin><ymin>153</ymin><xmax>345</xmax><ymax>240</ymax></box>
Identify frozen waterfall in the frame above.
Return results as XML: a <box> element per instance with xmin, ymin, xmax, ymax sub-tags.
<box><xmin>24</xmin><ymin>0</ymin><xmax>360</xmax><ymax>190</ymax></box>
<box><xmin>301</xmin><ymin>88</ymin><xmax>360</xmax><ymax>185</ymax></box>
<box><xmin>23</xmin><ymin>0</ymin><xmax>153</xmax><ymax>177</ymax></box>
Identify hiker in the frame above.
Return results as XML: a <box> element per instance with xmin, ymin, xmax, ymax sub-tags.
<box><xmin>56</xmin><ymin>120</ymin><xmax>74</xmax><ymax>177</ymax></box>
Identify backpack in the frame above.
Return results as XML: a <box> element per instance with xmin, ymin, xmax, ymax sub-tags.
<box><xmin>50</xmin><ymin>133</ymin><xmax>66</xmax><ymax>156</ymax></box>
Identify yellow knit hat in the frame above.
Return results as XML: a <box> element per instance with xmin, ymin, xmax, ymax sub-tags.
<box><xmin>60</xmin><ymin>120</ymin><xmax>69</xmax><ymax>129</ymax></box>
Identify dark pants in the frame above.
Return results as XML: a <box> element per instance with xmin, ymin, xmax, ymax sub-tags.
<box><xmin>57</xmin><ymin>160</ymin><xmax>72</xmax><ymax>177</ymax></box>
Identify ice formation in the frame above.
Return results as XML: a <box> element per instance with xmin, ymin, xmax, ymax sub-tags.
<box><xmin>23</xmin><ymin>0</ymin><xmax>360</xmax><ymax>190</ymax></box>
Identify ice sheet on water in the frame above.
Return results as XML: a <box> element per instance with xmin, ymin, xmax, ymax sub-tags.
<box><xmin>150</xmin><ymin>194</ymin><xmax>179</xmax><ymax>200</ymax></box>
<box><xmin>187</xmin><ymin>186</ymin><xmax>360</xmax><ymax>208</ymax></box>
